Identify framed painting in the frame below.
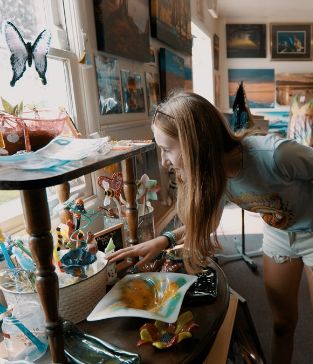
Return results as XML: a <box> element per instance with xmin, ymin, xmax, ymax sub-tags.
<box><xmin>145</xmin><ymin>71</ymin><xmax>160</xmax><ymax>115</ymax></box>
<box><xmin>214</xmin><ymin>73</ymin><xmax>220</xmax><ymax>108</ymax></box>
<box><xmin>120</xmin><ymin>69</ymin><xmax>145</xmax><ymax>113</ymax></box>
<box><xmin>228</xmin><ymin>69</ymin><xmax>275</xmax><ymax>108</ymax></box>
<box><xmin>95</xmin><ymin>54</ymin><xmax>123</xmax><ymax>114</ymax></box>
<box><xmin>213</xmin><ymin>34</ymin><xmax>219</xmax><ymax>70</ymax></box>
<box><xmin>93</xmin><ymin>0</ymin><xmax>150</xmax><ymax>62</ymax></box>
<box><xmin>226</xmin><ymin>24</ymin><xmax>266</xmax><ymax>58</ymax></box>
<box><xmin>150</xmin><ymin>0</ymin><xmax>192</xmax><ymax>55</ymax></box>
<box><xmin>159</xmin><ymin>48</ymin><xmax>185</xmax><ymax>100</ymax></box>
<box><xmin>276</xmin><ymin>73</ymin><xmax>313</xmax><ymax>106</ymax></box>
<box><xmin>271</xmin><ymin>23</ymin><xmax>312</xmax><ymax>60</ymax></box>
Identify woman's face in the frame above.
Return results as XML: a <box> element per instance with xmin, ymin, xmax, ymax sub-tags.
<box><xmin>153</xmin><ymin>125</ymin><xmax>183</xmax><ymax>174</ymax></box>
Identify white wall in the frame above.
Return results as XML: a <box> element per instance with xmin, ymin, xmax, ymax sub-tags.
<box><xmin>218</xmin><ymin>15</ymin><xmax>313</xmax><ymax>113</ymax></box>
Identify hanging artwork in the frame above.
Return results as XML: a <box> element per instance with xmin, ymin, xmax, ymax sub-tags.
<box><xmin>184</xmin><ymin>57</ymin><xmax>193</xmax><ymax>92</ymax></box>
<box><xmin>2</xmin><ymin>21</ymin><xmax>51</xmax><ymax>86</ymax></box>
<box><xmin>226</xmin><ymin>24</ymin><xmax>266</xmax><ymax>58</ymax></box>
<box><xmin>228</xmin><ymin>69</ymin><xmax>275</xmax><ymax>108</ymax></box>
<box><xmin>145</xmin><ymin>71</ymin><xmax>160</xmax><ymax>116</ymax></box>
<box><xmin>95</xmin><ymin>54</ymin><xmax>123</xmax><ymax>114</ymax></box>
<box><xmin>213</xmin><ymin>34</ymin><xmax>219</xmax><ymax>71</ymax></box>
<box><xmin>214</xmin><ymin>73</ymin><xmax>220</xmax><ymax>108</ymax></box>
<box><xmin>120</xmin><ymin>70</ymin><xmax>145</xmax><ymax>113</ymax></box>
<box><xmin>276</xmin><ymin>73</ymin><xmax>313</xmax><ymax>106</ymax></box>
<box><xmin>93</xmin><ymin>0</ymin><xmax>150</xmax><ymax>62</ymax></box>
<box><xmin>150</xmin><ymin>0</ymin><xmax>192</xmax><ymax>55</ymax></box>
<box><xmin>159</xmin><ymin>48</ymin><xmax>185</xmax><ymax>100</ymax></box>
<box><xmin>271</xmin><ymin>23</ymin><xmax>312</xmax><ymax>60</ymax></box>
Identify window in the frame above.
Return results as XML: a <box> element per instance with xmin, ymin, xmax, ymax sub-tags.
<box><xmin>0</xmin><ymin>0</ymin><xmax>93</xmax><ymax>233</ymax></box>
<box><xmin>191</xmin><ymin>22</ymin><xmax>214</xmax><ymax>102</ymax></box>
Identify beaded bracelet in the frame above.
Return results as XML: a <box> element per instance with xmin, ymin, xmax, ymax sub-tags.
<box><xmin>161</xmin><ymin>231</ymin><xmax>177</xmax><ymax>249</ymax></box>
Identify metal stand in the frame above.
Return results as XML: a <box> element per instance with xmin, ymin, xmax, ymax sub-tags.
<box><xmin>215</xmin><ymin>209</ymin><xmax>262</xmax><ymax>272</ymax></box>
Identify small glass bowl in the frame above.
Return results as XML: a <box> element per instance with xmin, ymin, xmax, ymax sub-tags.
<box><xmin>0</xmin><ymin>111</ymin><xmax>67</xmax><ymax>155</ymax></box>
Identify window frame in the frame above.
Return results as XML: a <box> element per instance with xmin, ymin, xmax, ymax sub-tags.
<box><xmin>0</xmin><ymin>0</ymin><xmax>99</xmax><ymax>234</ymax></box>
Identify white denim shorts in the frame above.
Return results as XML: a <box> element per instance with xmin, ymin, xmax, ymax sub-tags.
<box><xmin>262</xmin><ymin>222</ymin><xmax>313</xmax><ymax>266</ymax></box>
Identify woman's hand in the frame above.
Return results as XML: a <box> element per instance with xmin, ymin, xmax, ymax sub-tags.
<box><xmin>107</xmin><ymin>235</ymin><xmax>169</xmax><ymax>267</ymax></box>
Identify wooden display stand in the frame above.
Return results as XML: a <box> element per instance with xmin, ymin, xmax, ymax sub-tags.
<box><xmin>0</xmin><ymin>143</ymin><xmax>155</xmax><ymax>363</ymax></box>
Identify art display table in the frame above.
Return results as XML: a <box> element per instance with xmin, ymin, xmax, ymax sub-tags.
<box><xmin>0</xmin><ymin>142</ymin><xmax>155</xmax><ymax>363</ymax></box>
<box><xmin>34</xmin><ymin>258</ymin><xmax>229</xmax><ymax>364</ymax></box>
<box><xmin>76</xmin><ymin>260</ymin><xmax>229</xmax><ymax>364</ymax></box>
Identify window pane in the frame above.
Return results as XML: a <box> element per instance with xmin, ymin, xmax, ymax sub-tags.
<box><xmin>0</xmin><ymin>0</ymin><xmax>61</xmax><ymax>48</ymax></box>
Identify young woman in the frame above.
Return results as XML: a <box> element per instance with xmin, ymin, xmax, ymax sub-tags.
<box><xmin>108</xmin><ymin>91</ymin><xmax>313</xmax><ymax>364</ymax></box>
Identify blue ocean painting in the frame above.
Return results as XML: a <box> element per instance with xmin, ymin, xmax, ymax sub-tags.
<box><xmin>254</xmin><ymin>110</ymin><xmax>290</xmax><ymax>136</ymax></box>
<box><xmin>228</xmin><ymin>69</ymin><xmax>275</xmax><ymax>108</ymax></box>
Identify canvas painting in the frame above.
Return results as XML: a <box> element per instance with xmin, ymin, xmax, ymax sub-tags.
<box><xmin>214</xmin><ymin>73</ymin><xmax>220</xmax><ymax>108</ymax></box>
<box><xmin>213</xmin><ymin>34</ymin><xmax>219</xmax><ymax>70</ymax></box>
<box><xmin>276</xmin><ymin>73</ymin><xmax>313</xmax><ymax>106</ymax></box>
<box><xmin>228</xmin><ymin>69</ymin><xmax>275</xmax><ymax>108</ymax></box>
<box><xmin>145</xmin><ymin>71</ymin><xmax>160</xmax><ymax>116</ymax></box>
<box><xmin>159</xmin><ymin>48</ymin><xmax>185</xmax><ymax>100</ymax></box>
<box><xmin>95</xmin><ymin>54</ymin><xmax>123</xmax><ymax>114</ymax></box>
<box><xmin>226</xmin><ymin>24</ymin><xmax>266</xmax><ymax>58</ymax></box>
<box><xmin>150</xmin><ymin>0</ymin><xmax>192</xmax><ymax>55</ymax></box>
<box><xmin>120</xmin><ymin>69</ymin><xmax>145</xmax><ymax>113</ymax></box>
<box><xmin>254</xmin><ymin>110</ymin><xmax>290</xmax><ymax>137</ymax></box>
<box><xmin>93</xmin><ymin>0</ymin><xmax>150</xmax><ymax>62</ymax></box>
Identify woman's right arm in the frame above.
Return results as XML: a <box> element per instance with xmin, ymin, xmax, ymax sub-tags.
<box><xmin>107</xmin><ymin>225</ymin><xmax>185</xmax><ymax>267</ymax></box>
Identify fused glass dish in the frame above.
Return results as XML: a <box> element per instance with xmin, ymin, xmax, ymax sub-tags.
<box><xmin>184</xmin><ymin>267</ymin><xmax>218</xmax><ymax>304</ymax></box>
<box><xmin>87</xmin><ymin>272</ymin><xmax>197</xmax><ymax>323</ymax></box>
<box><xmin>63</xmin><ymin>321</ymin><xmax>140</xmax><ymax>364</ymax></box>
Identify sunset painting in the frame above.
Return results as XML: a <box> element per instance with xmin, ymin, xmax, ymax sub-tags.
<box><xmin>226</xmin><ymin>24</ymin><xmax>266</xmax><ymax>58</ymax></box>
<box><xmin>228</xmin><ymin>69</ymin><xmax>275</xmax><ymax>108</ymax></box>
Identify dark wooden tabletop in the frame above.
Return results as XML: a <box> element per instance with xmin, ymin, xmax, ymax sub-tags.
<box><xmin>76</xmin><ymin>261</ymin><xmax>230</xmax><ymax>364</ymax></box>
<box><xmin>0</xmin><ymin>143</ymin><xmax>155</xmax><ymax>190</ymax></box>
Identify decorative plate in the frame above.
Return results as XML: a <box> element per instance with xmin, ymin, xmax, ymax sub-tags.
<box><xmin>87</xmin><ymin>272</ymin><xmax>197</xmax><ymax>323</ymax></box>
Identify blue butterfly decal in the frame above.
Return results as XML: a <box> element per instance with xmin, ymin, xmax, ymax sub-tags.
<box><xmin>2</xmin><ymin>21</ymin><xmax>51</xmax><ymax>87</ymax></box>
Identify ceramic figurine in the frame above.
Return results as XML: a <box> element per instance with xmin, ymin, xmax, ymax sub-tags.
<box><xmin>86</xmin><ymin>232</ymin><xmax>98</xmax><ymax>255</ymax></box>
<box><xmin>104</xmin><ymin>238</ymin><xmax>118</xmax><ymax>285</ymax></box>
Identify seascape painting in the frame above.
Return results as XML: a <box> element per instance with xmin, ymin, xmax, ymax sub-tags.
<box><xmin>228</xmin><ymin>69</ymin><xmax>275</xmax><ymax>108</ymax></box>
<box><xmin>254</xmin><ymin>111</ymin><xmax>290</xmax><ymax>137</ymax></box>
<box><xmin>226</xmin><ymin>24</ymin><xmax>266</xmax><ymax>58</ymax></box>
<box><xmin>150</xmin><ymin>0</ymin><xmax>192</xmax><ymax>55</ymax></box>
<box><xmin>276</xmin><ymin>73</ymin><xmax>313</xmax><ymax>106</ymax></box>
<box><xmin>95</xmin><ymin>54</ymin><xmax>123</xmax><ymax>114</ymax></box>
<box><xmin>145</xmin><ymin>71</ymin><xmax>160</xmax><ymax>115</ymax></box>
<box><xmin>93</xmin><ymin>0</ymin><xmax>150</xmax><ymax>62</ymax></box>
<box><xmin>159</xmin><ymin>48</ymin><xmax>185</xmax><ymax>100</ymax></box>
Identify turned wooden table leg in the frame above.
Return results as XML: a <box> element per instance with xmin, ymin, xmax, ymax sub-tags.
<box><xmin>56</xmin><ymin>181</ymin><xmax>72</xmax><ymax>224</ymax></box>
<box><xmin>121</xmin><ymin>157</ymin><xmax>138</xmax><ymax>247</ymax></box>
<box><xmin>21</xmin><ymin>189</ymin><xmax>66</xmax><ymax>364</ymax></box>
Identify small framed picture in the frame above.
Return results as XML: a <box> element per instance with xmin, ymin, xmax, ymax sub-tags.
<box><xmin>271</xmin><ymin>23</ymin><xmax>312</xmax><ymax>60</ymax></box>
<box><xmin>94</xmin><ymin>223</ymin><xmax>125</xmax><ymax>253</ymax></box>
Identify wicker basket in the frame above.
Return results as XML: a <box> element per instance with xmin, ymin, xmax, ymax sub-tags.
<box><xmin>0</xmin><ymin>253</ymin><xmax>108</xmax><ymax>324</ymax></box>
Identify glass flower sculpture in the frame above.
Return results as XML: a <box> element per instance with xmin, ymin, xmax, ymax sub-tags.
<box><xmin>137</xmin><ymin>310</ymin><xmax>198</xmax><ymax>349</ymax></box>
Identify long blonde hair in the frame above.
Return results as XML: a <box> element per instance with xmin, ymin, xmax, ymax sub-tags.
<box><xmin>153</xmin><ymin>91</ymin><xmax>248</xmax><ymax>271</ymax></box>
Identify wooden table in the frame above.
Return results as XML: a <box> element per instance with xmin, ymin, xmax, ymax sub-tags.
<box><xmin>76</xmin><ymin>260</ymin><xmax>229</xmax><ymax>364</ymax></box>
<box><xmin>0</xmin><ymin>142</ymin><xmax>155</xmax><ymax>363</ymax></box>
